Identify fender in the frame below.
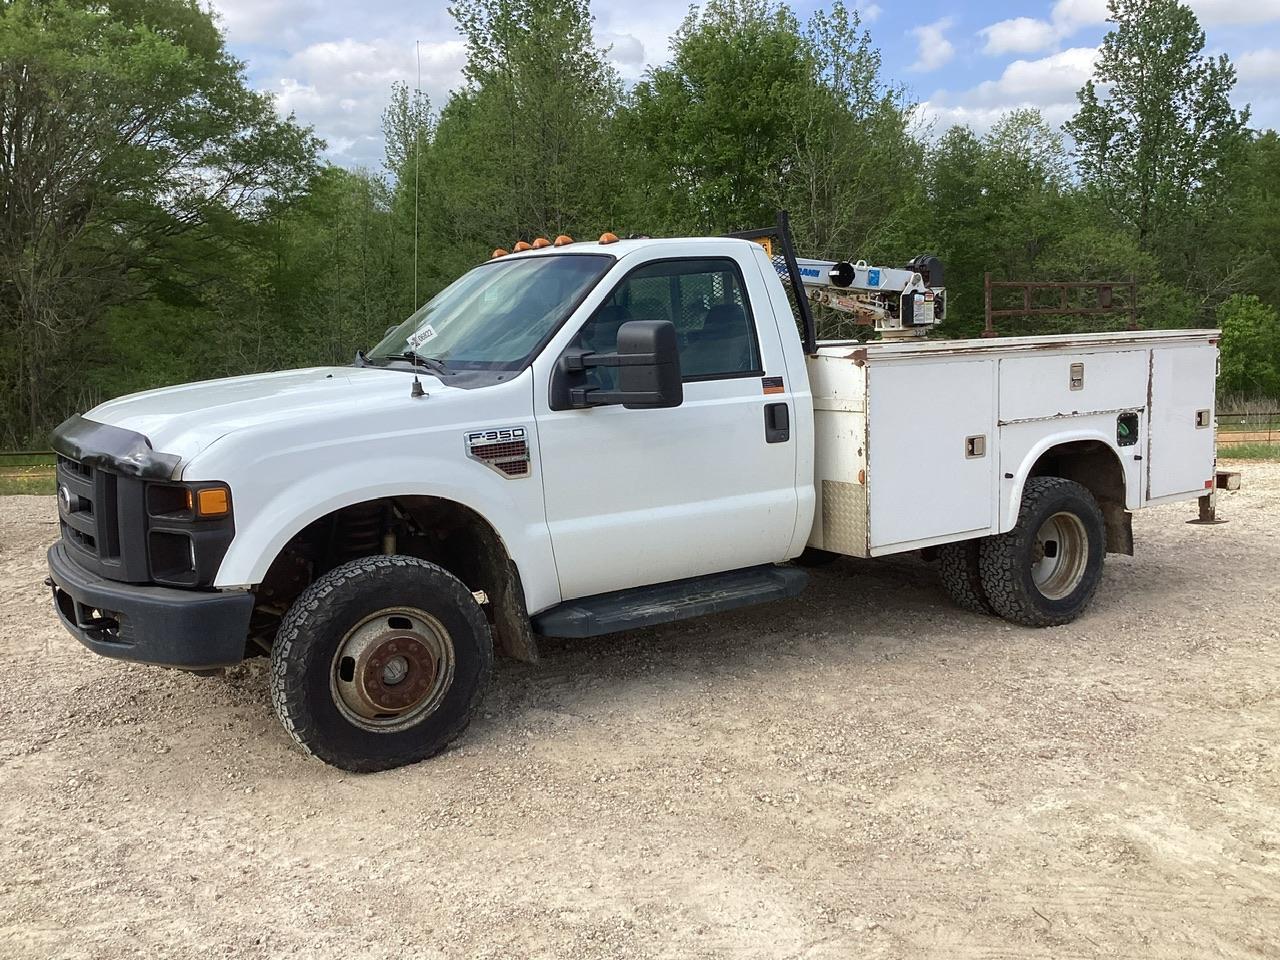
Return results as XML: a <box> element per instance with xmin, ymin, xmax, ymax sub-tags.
<box><xmin>999</xmin><ymin>425</ymin><xmax>1134</xmax><ymax>534</ymax></box>
<box><xmin>188</xmin><ymin>451</ymin><xmax>562</xmax><ymax>616</ymax></box>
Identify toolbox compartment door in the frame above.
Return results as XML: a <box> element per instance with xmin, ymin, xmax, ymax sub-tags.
<box><xmin>868</xmin><ymin>359</ymin><xmax>996</xmax><ymax>551</ymax></box>
<box><xmin>1147</xmin><ymin>343</ymin><xmax>1217</xmax><ymax>500</ymax></box>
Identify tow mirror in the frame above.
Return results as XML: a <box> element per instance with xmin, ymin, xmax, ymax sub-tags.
<box><xmin>551</xmin><ymin>319</ymin><xmax>683</xmax><ymax>411</ymax></box>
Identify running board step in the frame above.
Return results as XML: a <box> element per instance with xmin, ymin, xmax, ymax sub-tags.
<box><xmin>532</xmin><ymin>565</ymin><xmax>808</xmax><ymax>639</ymax></box>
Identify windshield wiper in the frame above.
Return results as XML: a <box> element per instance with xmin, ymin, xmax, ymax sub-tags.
<box><xmin>401</xmin><ymin>351</ymin><xmax>451</xmax><ymax>376</ymax></box>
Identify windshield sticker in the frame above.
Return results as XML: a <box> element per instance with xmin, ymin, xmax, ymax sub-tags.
<box><xmin>407</xmin><ymin>324</ymin><xmax>438</xmax><ymax>350</ymax></box>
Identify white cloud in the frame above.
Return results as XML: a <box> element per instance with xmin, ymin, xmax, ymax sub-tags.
<box><xmin>978</xmin><ymin>0</ymin><xmax>1108</xmax><ymax>56</ymax></box>
<box><xmin>856</xmin><ymin>2</ymin><xmax>883</xmax><ymax>23</ymax></box>
<box><xmin>205</xmin><ymin>0</ymin><xmax>323</xmax><ymax>45</ymax></box>
<box><xmin>1050</xmin><ymin>0</ymin><xmax>1110</xmax><ymax>31</ymax></box>
<box><xmin>910</xmin><ymin>18</ymin><xmax>955</xmax><ymax>73</ymax></box>
<box><xmin>918</xmin><ymin>47</ymin><xmax>1100</xmax><ymax>134</ymax></box>
<box><xmin>1187</xmin><ymin>0</ymin><xmax>1280</xmax><ymax>25</ymax></box>
<box><xmin>980</xmin><ymin>17</ymin><xmax>1060</xmax><ymax>55</ymax></box>
<box><xmin>1238</xmin><ymin>46</ymin><xmax>1280</xmax><ymax>81</ymax></box>
<box><xmin>1236</xmin><ymin>48</ymin><xmax>1280</xmax><ymax>128</ymax></box>
<box><xmin>274</xmin><ymin>37</ymin><xmax>467</xmax><ymax>167</ymax></box>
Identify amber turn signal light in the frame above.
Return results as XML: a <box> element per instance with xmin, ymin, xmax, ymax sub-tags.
<box><xmin>196</xmin><ymin>487</ymin><xmax>230</xmax><ymax>518</ymax></box>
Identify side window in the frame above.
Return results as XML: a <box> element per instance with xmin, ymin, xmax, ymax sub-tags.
<box><xmin>571</xmin><ymin>258</ymin><xmax>761</xmax><ymax>384</ymax></box>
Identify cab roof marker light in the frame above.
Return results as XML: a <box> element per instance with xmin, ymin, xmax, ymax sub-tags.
<box><xmin>531</xmin><ymin>237</ymin><xmax>551</xmax><ymax>249</ymax></box>
<box><xmin>513</xmin><ymin>240</ymin><xmax>532</xmax><ymax>252</ymax></box>
<box><xmin>491</xmin><ymin>247</ymin><xmax>509</xmax><ymax>259</ymax></box>
<box><xmin>553</xmin><ymin>234</ymin><xmax>573</xmax><ymax>246</ymax></box>
<box><xmin>598</xmin><ymin>232</ymin><xmax>619</xmax><ymax>244</ymax></box>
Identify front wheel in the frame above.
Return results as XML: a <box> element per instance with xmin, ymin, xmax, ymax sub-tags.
<box><xmin>270</xmin><ymin>556</ymin><xmax>492</xmax><ymax>772</ymax></box>
<box><xmin>978</xmin><ymin>477</ymin><xmax>1105</xmax><ymax>627</ymax></box>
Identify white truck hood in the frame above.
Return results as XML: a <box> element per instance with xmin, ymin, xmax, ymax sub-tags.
<box><xmin>85</xmin><ymin>366</ymin><xmax>442</xmax><ymax>468</ymax></box>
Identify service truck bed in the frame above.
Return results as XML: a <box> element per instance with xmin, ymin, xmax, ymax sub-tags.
<box><xmin>805</xmin><ymin>329</ymin><xmax>1219</xmax><ymax>558</ymax></box>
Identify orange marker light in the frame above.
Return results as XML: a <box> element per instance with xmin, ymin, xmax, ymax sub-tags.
<box><xmin>531</xmin><ymin>237</ymin><xmax>551</xmax><ymax>249</ymax></box>
<box><xmin>599</xmin><ymin>232</ymin><xmax>619</xmax><ymax>244</ymax></box>
<box><xmin>553</xmin><ymin>234</ymin><xmax>573</xmax><ymax>246</ymax></box>
<box><xmin>196</xmin><ymin>487</ymin><xmax>230</xmax><ymax>517</ymax></box>
<box><xmin>491</xmin><ymin>247</ymin><xmax>509</xmax><ymax>259</ymax></box>
<box><xmin>513</xmin><ymin>240</ymin><xmax>532</xmax><ymax>252</ymax></box>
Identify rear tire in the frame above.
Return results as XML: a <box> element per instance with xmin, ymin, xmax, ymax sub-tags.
<box><xmin>271</xmin><ymin>555</ymin><xmax>492</xmax><ymax>772</ymax></box>
<box><xmin>937</xmin><ymin>539</ymin><xmax>993</xmax><ymax>615</ymax></box>
<box><xmin>978</xmin><ymin>477</ymin><xmax>1105</xmax><ymax>627</ymax></box>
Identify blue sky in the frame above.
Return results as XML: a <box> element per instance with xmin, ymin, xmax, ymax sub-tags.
<box><xmin>206</xmin><ymin>0</ymin><xmax>1280</xmax><ymax>169</ymax></box>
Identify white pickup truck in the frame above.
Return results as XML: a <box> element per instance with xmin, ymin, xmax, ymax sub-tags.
<box><xmin>46</xmin><ymin>216</ymin><xmax>1220</xmax><ymax>771</ymax></box>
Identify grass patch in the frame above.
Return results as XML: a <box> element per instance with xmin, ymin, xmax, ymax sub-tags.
<box><xmin>1218</xmin><ymin>443</ymin><xmax>1280</xmax><ymax>461</ymax></box>
<box><xmin>0</xmin><ymin>472</ymin><xmax>55</xmax><ymax>495</ymax></box>
<box><xmin>0</xmin><ymin>452</ymin><xmax>56</xmax><ymax>495</ymax></box>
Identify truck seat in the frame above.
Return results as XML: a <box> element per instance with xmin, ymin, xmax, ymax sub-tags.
<box><xmin>682</xmin><ymin>303</ymin><xmax>752</xmax><ymax>376</ymax></box>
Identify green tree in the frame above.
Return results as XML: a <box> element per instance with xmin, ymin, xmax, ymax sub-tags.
<box><xmin>782</xmin><ymin>2</ymin><xmax>922</xmax><ymax>261</ymax></box>
<box><xmin>1224</xmin><ymin>131</ymin><xmax>1280</xmax><ymax>312</ymax></box>
<box><xmin>923</xmin><ymin>111</ymin><xmax>1080</xmax><ymax>336</ymax></box>
<box><xmin>1066</xmin><ymin>0</ymin><xmax>1248</xmax><ymax>309</ymax></box>
<box><xmin>1216</xmin><ymin>294</ymin><xmax>1280</xmax><ymax>399</ymax></box>
<box><xmin>620</xmin><ymin>0</ymin><xmax>812</xmax><ymax>233</ymax></box>
<box><xmin>0</xmin><ymin>0</ymin><xmax>319</xmax><ymax>443</ymax></box>
<box><xmin>438</xmin><ymin>0</ymin><xmax>622</xmax><ymax>250</ymax></box>
<box><xmin>619</xmin><ymin>0</ymin><xmax>919</xmax><ymax>254</ymax></box>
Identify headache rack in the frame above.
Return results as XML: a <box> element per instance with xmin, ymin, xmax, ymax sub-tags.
<box><xmin>727</xmin><ymin>211</ymin><xmax>817</xmax><ymax>355</ymax></box>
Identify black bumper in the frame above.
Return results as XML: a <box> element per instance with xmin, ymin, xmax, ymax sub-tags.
<box><xmin>47</xmin><ymin>541</ymin><xmax>254</xmax><ymax>669</ymax></box>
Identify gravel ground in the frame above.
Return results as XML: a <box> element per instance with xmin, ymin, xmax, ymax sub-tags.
<box><xmin>1</xmin><ymin>463</ymin><xmax>1277</xmax><ymax>959</ymax></box>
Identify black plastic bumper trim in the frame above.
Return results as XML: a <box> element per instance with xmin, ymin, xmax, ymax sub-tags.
<box><xmin>47</xmin><ymin>541</ymin><xmax>253</xmax><ymax>669</ymax></box>
<box><xmin>51</xmin><ymin>414</ymin><xmax>181</xmax><ymax>480</ymax></box>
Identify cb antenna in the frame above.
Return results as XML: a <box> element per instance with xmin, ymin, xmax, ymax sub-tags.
<box><xmin>413</xmin><ymin>39</ymin><xmax>422</xmax><ymax>308</ymax></box>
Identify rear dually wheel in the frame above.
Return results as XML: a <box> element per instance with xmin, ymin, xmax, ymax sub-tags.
<box><xmin>978</xmin><ymin>477</ymin><xmax>1106</xmax><ymax>627</ymax></box>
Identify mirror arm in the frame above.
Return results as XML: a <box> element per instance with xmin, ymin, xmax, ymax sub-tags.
<box><xmin>569</xmin><ymin>386</ymin><xmax>669</xmax><ymax>408</ymax></box>
<box><xmin>563</xmin><ymin>349</ymin><xmax>660</xmax><ymax>371</ymax></box>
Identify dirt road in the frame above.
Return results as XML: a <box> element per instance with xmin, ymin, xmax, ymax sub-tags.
<box><xmin>2</xmin><ymin>463</ymin><xmax>1277</xmax><ymax>959</ymax></box>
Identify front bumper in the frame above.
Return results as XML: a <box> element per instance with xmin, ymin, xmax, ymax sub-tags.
<box><xmin>47</xmin><ymin>541</ymin><xmax>254</xmax><ymax>669</ymax></box>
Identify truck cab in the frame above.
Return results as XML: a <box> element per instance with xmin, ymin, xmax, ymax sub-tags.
<box><xmin>46</xmin><ymin>226</ymin><xmax>1219</xmax><ymax>771</ymax></box>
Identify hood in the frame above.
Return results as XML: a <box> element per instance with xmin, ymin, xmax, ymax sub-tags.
<box><xmin>84</xmin><ymin>366</ymin><xmax>444</xmax><ymax>467</ymax></box>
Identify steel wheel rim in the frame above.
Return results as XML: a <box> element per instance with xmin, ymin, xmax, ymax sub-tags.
<box><xmin>1031</xmin><ymin>512</ymin><xmax>1089</xmax><ymax>601</ymax></box>
<box><xmin>330</xmin><ymin>606</ymin><xmax>455</xmax><ymax>732</ymax></box>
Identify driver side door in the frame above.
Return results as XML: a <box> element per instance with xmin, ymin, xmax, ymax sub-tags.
<box><xmin>533</xmin><ymin>250</ymin><xmax>800</xmax><ymax>602</ymax></box>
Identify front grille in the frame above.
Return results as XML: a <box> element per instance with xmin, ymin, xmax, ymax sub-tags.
<box><xmin>56</xmin><ymin>456</ymin><xmax>148</xmax><ymax>582</ymax></box>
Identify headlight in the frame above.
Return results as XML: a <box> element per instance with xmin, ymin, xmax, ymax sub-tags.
<box><xmin>144</xmin><ymin>482</ymin><xmax>235</xmax><ymax>586</ymax></box>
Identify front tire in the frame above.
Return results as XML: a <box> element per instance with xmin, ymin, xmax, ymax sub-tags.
<box><xmin>978</xmin><ymin>477</ymin><xmax>1105</xmax><ymax>627</ymax></box>
<box><xmin>270</xmin><ymin>555</ymin><xmax>492</xmax><ymax>772</ymax></box>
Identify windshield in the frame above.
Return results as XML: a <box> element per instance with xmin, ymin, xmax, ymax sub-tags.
<box><xmin>368</xmin><ymin>253</ymin><xmax>614</xmax><ymax>371</ymax></box>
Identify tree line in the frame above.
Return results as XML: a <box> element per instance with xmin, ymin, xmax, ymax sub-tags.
<box><xmin>2</xmin><ymin>0</ymin><xmax>1279</xmax><ymax>447</ymax></box>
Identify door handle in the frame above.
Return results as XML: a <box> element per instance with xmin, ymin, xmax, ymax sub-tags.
<box><xmin>765</xmin><ymin>402</ymin><xmax>790</xmax><ymax>443</ymax></box>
